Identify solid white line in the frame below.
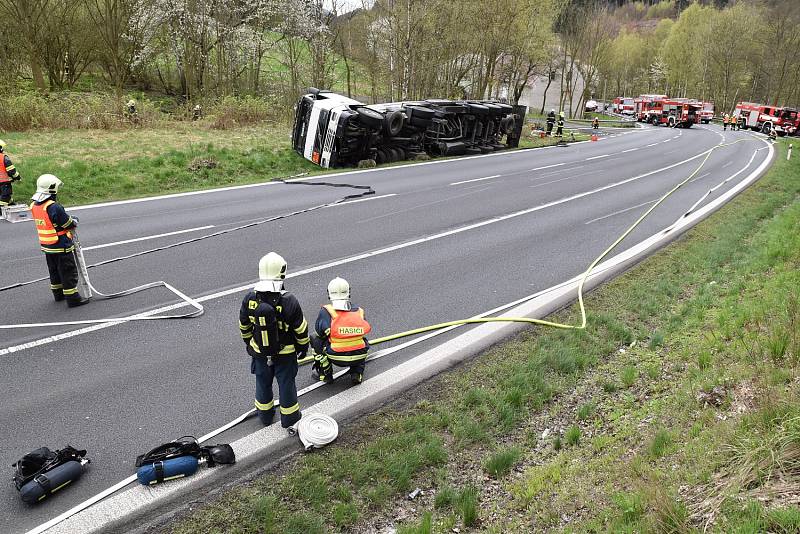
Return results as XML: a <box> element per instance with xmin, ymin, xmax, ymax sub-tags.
<box><xmin>621</xmin><ymin>148</ymin><xmax>638</xmax><ymax>153</ymax></box>
<box><xmin>2</xmin><ymin>142</ymin><xmax>745</xmax><ymax>356</ymax></box>
<box><xmin>450</xmin><ymin>174</ymin><xmax>501</xmax><ymax>186</ymax></box>
<box><xmin>82</xmin><ymin>226</ymin><xmax>215</xmax><ymax>251</ymax></box>
<box><xmin>585</xmin><ymin>200</ymin><xmax>657</xmax><ymax>224</ymax></box>
<box><xmin>585</xmin><ymin>154</ymin><xmax>610</xmax><ymax>161</ymax></box>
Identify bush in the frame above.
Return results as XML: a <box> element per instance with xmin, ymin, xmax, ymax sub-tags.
<box><xmin>207</xmin><ymin>95</ymin><xmax>280</xmax><ymax>129</ymax></box>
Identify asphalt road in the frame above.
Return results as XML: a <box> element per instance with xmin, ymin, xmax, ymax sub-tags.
<box><xmin>0</xmin><ymin>124</ymin><xmax>772</xmax><ymax>533</ymax></box>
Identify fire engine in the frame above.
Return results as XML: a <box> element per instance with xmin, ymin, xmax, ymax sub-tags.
<box><xmin>643</xmin><ymin>97</ymin><xmax>701</xmax><ymax>128</ymax></box>
<box><xmin>700</xmin><ymin>101</ymin><xmax>714</xmax><ymax>124</ymax></box>
<box><xmin>733</xmin><ymin>102</ymin><xmax>798</xmax><ymax>136</ymax></box>
<box><xmin>613</xmin><ymin>96</ymin><xmax>635</xmax><ymax>115</ymax></box>
<box><xmin>634</xmin><ymin>94</ymin><xmax>668</xmax><ymax>121</ymax></box>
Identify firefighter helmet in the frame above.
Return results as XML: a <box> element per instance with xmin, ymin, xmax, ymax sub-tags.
<box><xmin>254</xmin><ymin>252</ymin><xmax>287</xmax><ymax>293</ymax></box>
<box><xmin>32</xmin><ymin>174</ymin><xmax>63</xmax><ymax>202</ymax></box>
<box><xmin>0</xmin><ymin>139</ymin><xmax>6</xmax><ymax>152</ymax></box>
<box><xmin>327</xmin><ymin>277</ymin><xmax>351</xmax><ymax>311</ymax></box>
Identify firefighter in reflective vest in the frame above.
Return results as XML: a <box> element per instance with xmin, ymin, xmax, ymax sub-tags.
<box><xmin>592</xmin><ymin>117</ymin><xmax>599</xmax><ymax>130</ymax></box>
<box><xmin>310</xmin><ymin>277</ymin><xmax>371</xmax><ymax>385</ymax></box>
<box><xmin>723</xmin><ymin>114</ymin><xmax>729</xmax><ymax>131</ymax></box>
<box><xmin>238</xmin><ymin>252</ymin><xmax>309</xmax><ymax>427</ymax></box>
<box><xmin>0</xmin><ymin>140</ymin><xmax>23</xmax><ymax>208</ymax></box>
<box><xmin>30</xmin><ymin>175</ymin><xmax>89</xmax><ymax>307</ymax></box>
<box><xmin>546</xmin><ymin>110</ymin><xmax>556</xmax><ymax>136</ymax></box>
<box><xmin>556</xmin><ymin>111</ymin><xmax>565</xmax><ymax>137</ymax></box>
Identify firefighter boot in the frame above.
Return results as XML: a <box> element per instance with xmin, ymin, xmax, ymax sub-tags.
<box><xmin>312</xmin><ymin>362</ymin><xmax>333</xmax><ymax>384</ymax></box>
<box><xmin>351</xmin><ymin>372</ymin><xmax>364</xmax><ymax>385</ymax></box>
<box><xmin>66</xmin><ymin>293</ymin><xmax>90</xmax><ymax>308</ymax></box>
<box><xmin>52</xmin><ymin>289</ymin><xmax>65</xmax><ymax>302</ymax></box>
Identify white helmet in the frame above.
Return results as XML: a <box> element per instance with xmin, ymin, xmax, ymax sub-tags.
<box><xmin>254</xmin><ymin>252</ymin><xmax>287</xmax><ymax>293</ymax></box>
<box><xmin>32</xmin><ymin>174</ymin><xmax>63</xmax><ymax>202</ymax></box>
<box><xmin>327</xmin><ymin>277</ymin><xmax>351</xmax><ymax>311</ymax></box>
<box><xmin>0</xmin><ymin>139</ymin><xmax>6</xmax><ymax>152</ymax></box>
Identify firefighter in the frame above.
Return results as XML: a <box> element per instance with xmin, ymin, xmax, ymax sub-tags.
<box><xmin>592</xmin><ymin>117</ymin><xmax>599</xmax><ymax>130</ymax></box>
<box><xmin>769</xmin><ymin>126</ymin><xmax>778</xmax><ymax>142</ymax></box>
<box><xmin>124</xmin><ymin>99</ymin><xmax>138</xmax><ymax>124</ymax></box>
<box><xmin>546</xmin><ymin>109</ymin><xmax>556</xmax><ymax>136</ymax></box>
<box><xmin>723</xmin><ymin>114</ymin><xmax>729</xmax><ymax>131</ymax></box>
<box><xmin>310</xmin><ymin>277</ymin><xmax>372</xmax><ymax>385</ymax></box>
<box><xmin>192</xmin><ymin>104</ymin><xmax>202</xmax><ymax>121</ymax></box>
<box><xmin>0</xmin><ymin>140</ymin><xmax>22</xmax><ymax>208</ymax></box>
<box><xmin>556</xmin><ymin>111</ymin><xmax>565</xmax><ymax>137</ymax></box>
<box><xmin>238</xmin><ymin>252</ymin><xmax>309</xmax><ymax>427</ymax></box>
<box><xmin>731</xmin><ymin>113</ymin><xmax>738</xmax><ymax>131</ymax></box>
<box><xmin>30</xmin><ymin>175</ymin><xmax>89</xmax><ymax>307</ymax></box>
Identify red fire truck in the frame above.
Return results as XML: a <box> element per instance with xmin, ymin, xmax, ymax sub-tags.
<box><xmin>733</xmin><ymin>102</ymin><xmax>798</xmax><ymax>136</ymax></box>
<box><xmin>613</xmin><ymin>96</ymin><xmax>635</xmax><ymax>115</ymax></box>
<box><xmin>634</xmin><ymin>94</ymin><xmax>668</xmax><ymax>121</ymax></box>
<box><xmin>644</xmin><ymin>98</ymin><xmax>701</xmax><ymax>128</ymax></box>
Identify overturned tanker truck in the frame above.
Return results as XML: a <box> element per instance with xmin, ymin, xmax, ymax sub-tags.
<box><xmin>291</xmin><ymin>88</ymin><xmax>525</xmax><ymax>168</ymax></box>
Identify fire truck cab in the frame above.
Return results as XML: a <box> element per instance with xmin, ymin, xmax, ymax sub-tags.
<box><xmin>733</xmin><ymin>102</ymin><xmax>797</xmax><ymax>136</ymax></box>
<box><xmin>613</xmin><ymin>97</ymin><xmax>635</xmax><ymax>115</ymax></box>
<box><xmin>646</xmin><ymin>98</ymin><xmax>701</xmax><ymax>128</ymax></box>
<box><xmin>634</xmin><ymin>94</ymin><xmax>667</xmax><ymax>122</ymax></box>
<box><xmin>700</xmin><ymin>102</ymin><xmax>714</xmax><ymax>124</ymax></box>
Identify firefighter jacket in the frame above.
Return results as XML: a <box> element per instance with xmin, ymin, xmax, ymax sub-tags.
<box><xmin>546</xmin><ymin>112</ymin><xmax>555</xmax><ymax>125</ymax></box>
<box><xmin>239</xmin><ymin>290</ymin><xmax>309</xmax><ymax>357</ymax></box>
<box><xmin>30</xmin><ymin>197</ymin><xmax>77</xmax><ymax>253</ymax></box>
<box><xmin>1</xmin><ymin>154</ymin><xmax>21</xmax><ymax>183</ymax></box>
<box><xmin>315</xmin><ymin>305</ymin><xmax>371</xmax><ymax>360</ymax></box>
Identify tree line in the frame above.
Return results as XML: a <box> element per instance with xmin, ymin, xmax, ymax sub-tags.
<box><xmin>0</xmin><ymin>0</ymin><xmax>796</xmax><ymax>123</ymax></box>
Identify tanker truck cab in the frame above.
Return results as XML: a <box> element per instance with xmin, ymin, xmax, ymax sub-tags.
<box><xmin>292</xmin><ymin>90</ymin><xmax>362</xmax><ymax>168</ymax></box>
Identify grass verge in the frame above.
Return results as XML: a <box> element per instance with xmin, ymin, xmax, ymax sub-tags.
<box><xmin>164</xmin><ymin>138</ymin><xmax>799</xmax><ymax>533</ymax></box>
<box><xmin>3</xmin><ymin>125</ymin><xmax>587</xmax><ymax>206</ymax></box>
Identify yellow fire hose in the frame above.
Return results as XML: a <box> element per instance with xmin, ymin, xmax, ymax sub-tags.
<box><xmin>297</xmin><ymin>137</ymin><xmax>763</xmax><ymax>366</ymax></box>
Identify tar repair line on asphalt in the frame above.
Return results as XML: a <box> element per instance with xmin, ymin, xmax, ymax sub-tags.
<box><xmin>0</xmin><ymin>138</ymin><xmax>763</xmax><ymax>345</ymax></box>
<box><xmin>36</xmin><ymin>136</ymin><xmax>775</xmax><ymax>534</ymax></box>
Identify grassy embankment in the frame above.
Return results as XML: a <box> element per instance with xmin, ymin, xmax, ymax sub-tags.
<box><xmin>165</xmin><ymin>139</ymin><xmax>800</xmax><ymax>534</ymax></box>
<box><xmin>3</xmin><ymin>125</ymin><xmax>586</xmax><ymax>206</ymax></box>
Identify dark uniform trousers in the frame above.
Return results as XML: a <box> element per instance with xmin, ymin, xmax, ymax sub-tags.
<box><xmin>311</xmin><ymin>334</ymin><xmax>367</xmax><ymax>376</ymax></box>
<box><xmin>252</xmin><ymin>355</ymin><xmax>301</xmax><ymax>427</ymax></box>
<box><xmin>46</xmin><ymin>252</ymin><xmax>80</xmax><ymax>300</ymax></box>
<box><xmin>0</xmin><ymin>182</ymin><xmax>12</xmax><ymax>205</ymax></box>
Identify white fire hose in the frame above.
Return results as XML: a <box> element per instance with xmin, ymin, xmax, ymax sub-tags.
<box><xmin>290</xmin><ymin>413</ymin><xmax>339</xmax><ymax>451</ymax></box>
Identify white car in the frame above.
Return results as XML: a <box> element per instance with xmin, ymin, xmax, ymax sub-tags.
<box><xmin>585</xmin><ymin>100</ymin><xmax>598</xmax><ymax>112</ymax></box>
<box><xmin>292</xmin><ymin>89</ymin><xmax>521</xmax><ymax>168</ymax></box>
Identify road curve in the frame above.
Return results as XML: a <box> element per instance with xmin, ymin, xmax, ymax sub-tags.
<box><xmin>0</xmin><ymin>124</ymin><xmax>772</xmax><ymax>533</ymax></box>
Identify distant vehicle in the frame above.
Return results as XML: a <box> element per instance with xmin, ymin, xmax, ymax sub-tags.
<box><xmin>634</xmin><ymin>94</ymin><xmax>668</xmax><ymax>122</ymax></box>
<box><xmin>613</xmin><ymin>97</ymin><xmax>635</xmax><ymax>115</ymax></box>
<box><xmin>733</xmin><ymin>102</ymin><xmax>798</xmax><ymax>136</ymax></box>
<box><xmin>291</xmin><ymin>89</ymin><xmax>520</xmax><ymax>168</ymax></box>
<box><xmin>585</xmin><ymin>99</ymin><xmax>598</xmax><ymax>112</ymax></box>
<box><xmin>700</xmin><ymin>101</ymin><xmax>714</xmax><ymax>124</ymax></box>
<box><xmin>641</xmin><ymin>97</ymin><xmax>701</xmax><ymax>128</ymax></box>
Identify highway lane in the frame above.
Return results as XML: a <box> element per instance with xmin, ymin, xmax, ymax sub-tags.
<box><xmin>0</xmin><ymin>124</ymin><xmax>771</xmax><ymax>533</ymax></box>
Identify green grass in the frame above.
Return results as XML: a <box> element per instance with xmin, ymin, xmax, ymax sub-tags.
<box><xmin>483</xmin><ymin>446</ymin><xmax>522</xmax><ymax>478</ymax></box>
<box><xmin>169</xmin><ymin>141</ymin><xmax>800</xmax><ymax>532</ymax></box>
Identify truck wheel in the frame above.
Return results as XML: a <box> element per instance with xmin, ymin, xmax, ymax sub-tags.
<box><xmin>375</xmin><ymin>148</ymin><xmax>387</xmax><ymax>164</ymax></box>
<box><xmin>356</xmin><ymin>107</ymin><xmax>384</xmax><ymax>130</ymax></box>
<box><xmin>761</xmin><ymin>123</ymin><xmax>772</xmax><ymax>134</ymax></box>
<box><xmin>384</xmin><ymin>110</ymin><xmax>404</xmax><ymax>136</ymax></box>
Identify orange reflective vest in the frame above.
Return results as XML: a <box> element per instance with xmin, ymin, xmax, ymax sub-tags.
<box><xmin>0</xmin><ymin>157</ymin><xmax>9</xmax><ymax>183</ymax></box>
<box><xmin>30</xmin><ymin>200</ymin><xmax>68</xmax><ymax>246</ymax></box>
<box><xmin>324</xmin><ymin>304</ymin><xmax>371</xmax><ymax>352</ymax></box>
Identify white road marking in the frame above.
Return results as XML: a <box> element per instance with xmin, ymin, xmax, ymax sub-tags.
<box><xmin>585</xmin><ymin>200</ymin><xmax>658</xmax><ymax>224</ymax></box>
<box><xmin>662</xmin><ymin>139</ymin><xmax>671</xmax><ymax>143</ymax></box>
<box><xmin>621</xmin><ymin>148</ymin><xmax>638</xmax><ymax>153</ymax></box>
<box><xmin>528</xmin><ymin>162</ymin><xmax>566</xmax><ymax>171</ymax></box>
<box><xmin>722</xmin><ymin>161</ymin><xmax>733</xmax><ymax>168</ymax></box>
<box><xmin>2</xmin><ymin>143</ymin><xmax>749</xmax><ymax>356</ymax></box>
<box><xmin>83</xmin><ymin>226</ymin><xmax>216</xmax><ymax>251</ymax></box>
<box><xmin>585</xmin><ymin>154</ymin><xmax>610</xmax><ymax>160</ymax></box>
<box><xmin>450</xmin><ymin>174</ymin><xmax>501</xmax><ymax>186</ymax></box>
<box><xmin>327</xmin><ymin>193</ymin><xmax>397</xmax><ymax>206</ymax></box>
<box><xmin>646</xmin><ymin>143</ymin><xmax>659</xmax><ymax>147</ymax></box>
<box><xmin>357</xmin><ymin>187</ymin><xmax>491</xmax><ymax>223</ymax></box>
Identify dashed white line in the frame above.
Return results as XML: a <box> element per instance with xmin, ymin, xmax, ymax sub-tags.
<box><xmin>646</xmin><ymin>143</ymin><xmax>659</xmax><ymax>147</ymax></box>
<box><xmin>586</xmin><ymin>154</ymin><xmax>610</xmax><ymax>161</ymax></box>
<box><xmin>721</xmin><ymin>161</ymin><xmax>733</xmax><ymax>168</ymax></box>
<box><xmin>528</xmin><ymin>162</ymin><xmax>566</xmax><ymax>171</ymax></box>
<box><xmin>450</xmin><ymin>174</ymin><xmax>501</xmax><ymax>186</ymax></box>
<box><xmin>329</xmin><ymin>193</ymin><xmax>397</xmax><ymax>206</ymax></box>
<box><xmin>585</xmin><ymin>199</ymin><xmax>658</xmax><ymax>224</ymax></box>
<box><xmin>621</xmin><ymin>148</ymin><xmax>638</xmax><ymax>154</ymax></box>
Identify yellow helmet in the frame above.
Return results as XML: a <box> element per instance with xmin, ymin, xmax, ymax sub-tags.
<box><xmin>254</xmin><ymin>252</ymin><xmax>287</xmax><ymax>292</ymax></box>
<box><xmin>0</xmin><ymin>139</ymin><xmax>6</xmax><ymax>152</ymax></box>
<box><xmin>327</xmin><ymin>277</ymin><xmax>351</xmax><ymax>311</ymax></box>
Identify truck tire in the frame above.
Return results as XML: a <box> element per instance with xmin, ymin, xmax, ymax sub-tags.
<box><xmin>466</xmin><ymin>103</ymin><xmax>489</xmax><ymax>116</ymax></box>
<box><xmin>761</xmin><ymin>122</ymin><xmax>772</xmax><ymax>134</ymax></box>
<box><xmin>384</xmin><ymin>110</ymin><xmax>404</xmax><ymax>136</ymax></box>
<box><xmin>406</xmin><ymin>105</ymin><xmax>435</xmax><ymax>122</ymax></box>
<box><xmin>356</xmin><ymin>107</ymin><xmax>384</xmax><ymax>130</ymax></box>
